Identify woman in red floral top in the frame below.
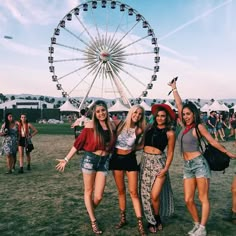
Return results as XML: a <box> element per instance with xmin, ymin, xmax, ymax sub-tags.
<box><xmin>56</xmin><ymin>100</ymin><xmax>116</xmax><ymax>235</ymax></box>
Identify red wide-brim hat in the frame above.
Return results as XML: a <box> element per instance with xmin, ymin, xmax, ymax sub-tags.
<box><xmin>151</xmin><ymin>104</ymin><xmax>176</xmax><ymax>120</ymax></box>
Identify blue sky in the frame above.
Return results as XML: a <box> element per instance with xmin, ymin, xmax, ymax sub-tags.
<box><xmin>0</xmin><ymin>0</ymin><xmax>235</xmax><ymax>101</ymax></box>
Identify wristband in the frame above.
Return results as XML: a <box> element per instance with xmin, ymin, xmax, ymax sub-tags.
<box><xmin>173</xmin><ymin>88</ymin><xmax>177</xmax><ymax>92</ymax></box>
<box><xmin>64</xmin><ymin>157</ymin><xmax>69</xmax><ymax>163</ymax></box>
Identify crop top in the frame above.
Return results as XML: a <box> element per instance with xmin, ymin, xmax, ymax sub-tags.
<box><xmin>74</xmin><ymin>128</ymin><xmax>116</xmax><ymax>152</ymax></box>
<box><xmin>177</xmin><ymin>127</ymin><xmax>200</xmax><ymax>152</ymax></box>
<box><xmin>115</xmin><ymin>127</ymin><xmax>136</xmax><ymax>150</ymax></box>
<box><xmin>144</xmin><ymin>127</ymin><xmax>168</xmax><ymax>152</ymax></box>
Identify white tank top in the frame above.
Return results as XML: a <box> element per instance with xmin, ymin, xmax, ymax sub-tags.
<box><xmin>115</xmin><ymin>127</ymin><xmax>137</xmax><ymax>150</ymax></box>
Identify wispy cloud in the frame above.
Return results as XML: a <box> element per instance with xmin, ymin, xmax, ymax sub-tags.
<box><xmin>159</xmin><ymin>0</ymin><xmax>232</xmax><ymax>41</ymax></box>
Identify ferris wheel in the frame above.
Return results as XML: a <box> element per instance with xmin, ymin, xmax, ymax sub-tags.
<box><xmin>48</xmin><ymin>0</ymin><xmax>159</xmax><ymax>110</ymax></box>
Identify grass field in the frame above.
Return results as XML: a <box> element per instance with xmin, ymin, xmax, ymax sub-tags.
<box><xmin>0</xmin><ymin>132</ymin><xmax>236</xmax><ymax>236</ymax></box>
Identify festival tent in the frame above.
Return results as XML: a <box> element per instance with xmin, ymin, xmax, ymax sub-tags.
<box><xmin>200</xmin><ymin>104</ymin><xmax>210</xmax><ymax>112</ymax></box>
<box><xmin>108</xmin><ymin>100</ymin><xmax>129</xmax><ymax>112</ymax></box>
<box><xmin>140</xmin><ymin>100</ymin><xmax>151</xmax><ymax>111</ymax></box>
<box><xmin>208</xmin><ymin>100</ymin><xmax>229</xmax><ymax>112</ymax></box>
<box><xmin>220</xmin><ymin>103</ymin><xmax>229</xmax><ymax>112</ymax></box>
<box><xmin>59</xmin><ymin>100</ymin><xmax>78</xmax><ymax>112</ymax></box>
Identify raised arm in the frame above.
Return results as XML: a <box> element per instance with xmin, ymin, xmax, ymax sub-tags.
<box><xmin>168</xmin><ymin>79</ymin><xmax>183</xmax><ymax>122</ymax></box>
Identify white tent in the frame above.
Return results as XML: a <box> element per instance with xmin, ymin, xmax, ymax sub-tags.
<box><xmin>59</xmin><ymin>100</ymin><xmax>78</xmax><ymax>112</ymax></box>
<box><xmin>108</xmin><ymin>100</ymin><xmax>129</xmax><ymax>112</ymax></box>
<box><xmin>165</xmin><ymin>101</ymin><xmax>176</xmax><ymax>111</ymax></box>
<box><xmin>200</xmin><ymin>104</ymin><xmax>210</xmax><ymax>112</ymax></box>
<box><xmin>140</xmin><ymin>100</ymin><xmax>151</xmax><ymax>111</ymax></box>
<box><xmin>208</xmin><ymin>100</ymin><xmax>229</xmax><ymax>112</ymax></box>
<box><xmin>220</xmin><ymin>103</ymin><xmax>229</xmax><ymax>112</ymax></box>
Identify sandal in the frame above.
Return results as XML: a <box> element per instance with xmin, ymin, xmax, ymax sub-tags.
<box><xmin>147</xmin><ymin>223</ymin><xmax>157</xmax><ymax>233</ymax></box>
<box><xmin>155</xmin><ymin>215</ymin><xmax>163</xmax><ymax>231</ymax></box>
<box><xmin>91</xmin><ymin>220</ymin><xmax>102</xmax><ymax>235</ymax></box>
<box><xmin>115</xmin><ymin>210</ymin><xmax>127</xmax><ymax>229</ymax></box>
<box><xmin>137</xmin><ymin>217</ymin><xmax>146</xmax><ymax>236</ymax></box>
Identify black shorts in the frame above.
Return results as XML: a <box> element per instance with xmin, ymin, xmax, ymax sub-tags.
<box><xmin>19</xmin><ymin>137</ymin><xmax>26</xmax><ymax>147</ymax></box>
<box><xmin>109</xmin><ymin>151</ymin><xmax>139</xmax><ymax>171</ymax></box>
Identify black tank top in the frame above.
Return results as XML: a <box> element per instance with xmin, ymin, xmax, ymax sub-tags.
<box><xmin>144</xmin><ymin>127</ymin><xmax>168</xmax><ymax>152</ymax></box>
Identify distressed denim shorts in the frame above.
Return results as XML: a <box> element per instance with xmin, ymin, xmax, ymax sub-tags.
<box><xmin>80</xmin><ymin>152</ymin><xmax>110</xmax><ymax>176</ymax></box>
<box><xmin>183</xmin><ymin>154</ymin><xmax>211</xmax><ymax>179</ymax></box>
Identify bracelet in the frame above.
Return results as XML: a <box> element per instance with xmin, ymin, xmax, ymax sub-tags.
<box><xmin>64</xmin><ymin>157</ymin><xmax>69</xmax><ymax>163</ymax></box>
<box><xmin>173</xmin><ymin>88</ymin><xmax>177</xmax><ymax>92</ymax></box>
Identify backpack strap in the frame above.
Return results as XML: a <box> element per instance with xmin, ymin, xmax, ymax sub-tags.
<box><xmin>195</xmin><ymin>124</ymin><xmax>208</xmax><ymax>153</ymax></box>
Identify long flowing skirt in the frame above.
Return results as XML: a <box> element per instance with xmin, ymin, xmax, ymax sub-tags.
<box><xmin>140</xmin><ymin>152</ymin><xmax>174</xmax><ymax>225</ymax></box>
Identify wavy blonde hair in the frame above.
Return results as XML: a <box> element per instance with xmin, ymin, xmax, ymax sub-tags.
<box><xmin>117</xmin><ymin>105</ymin><xmax>146</xmax><ymax>135</ymax></box>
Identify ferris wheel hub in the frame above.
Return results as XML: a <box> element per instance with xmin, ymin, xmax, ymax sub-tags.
<box><xmin>99</xmin><ymin>50</ymin><xmax>110</xmax><ymax>62</ymax></box>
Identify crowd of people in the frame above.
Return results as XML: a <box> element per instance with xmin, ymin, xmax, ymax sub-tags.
<box><xmin>0</xmin><ymin>113</ymin><xmax>38</xmax><ymax>174</ymax></box>
<box><xmin>56</xmin><ymin>79</ymin><xmax>236</xmax><ymax>236</ymax></box>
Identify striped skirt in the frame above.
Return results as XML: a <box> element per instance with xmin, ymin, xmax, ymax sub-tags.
<box><xmin>140</xmin><ymin>152</ymin><xmax>174</xmax><ymax>225</ymax></box>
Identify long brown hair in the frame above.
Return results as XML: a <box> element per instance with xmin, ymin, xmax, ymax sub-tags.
<box><xmin>91</xmin><ymin>100</ymin><xmax>114</xmax><ymax>146</ymax></box>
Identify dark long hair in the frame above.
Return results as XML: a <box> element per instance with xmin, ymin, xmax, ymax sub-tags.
<box><xmin>182</xmin><ymin>102</ymin><xmax>201</xmax><ymax>126</ymax></box>
<box><xmin>4</xmin><ymin>112</ymin><xmax>12</xmax><ymax>130</ymax></box>
<box><xmin>91</xmin><ymin>100</ymin><xmax>114</xmax><ymax>146</ymax></box>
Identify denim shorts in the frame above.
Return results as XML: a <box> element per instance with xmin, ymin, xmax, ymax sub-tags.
<box><xmin>183</xmin><ymin>155</ymin><xmax>211</xmax><ymax>179</ymax></box>
<box><xmin>80</xmin><ymin>152</ymin><xmax>110</xmax><ymax>176</ymax></box>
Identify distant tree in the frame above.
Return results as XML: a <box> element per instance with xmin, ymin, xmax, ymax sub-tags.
<box><xmin>10</xmin><ymin>95</ymin><xmax>15</xmax><ymax>100</ymax></box>
<box><xmin>152</xmin><ymin>98</ymin><xmax>156</xmax><ymax>103</ymax></box>
<box><xmin>197</xmin><ymin>98</ymin><xmax>201</xmax><ymax>103</ymax></box>
<box><xmin>38</xmin><ymin>96</ymin><xmax>44</xmax><ymax>101</ymax></box>
<box><xmin>25</xmin><ymin>96</ymin><xmax>32</xmax><ymax>100</ymax></box>
<box><xmin>33</xmin><ymin>97</ymin><xmax>37</xmax><ymax>100</ymax></box>
<box><xmin>44</xmin><ymin>97</ymin><xmax>50</xmax><ymax>103</ymax></box>
<box><xmin>49</xmin><ymin>98</ymin><xmax>55</xmax><ymax>103</ymax></box>
<box><xmin>161</xmin><ymin>99</ymin><xmax>166</xmax><ymax>103</ymax></box>
<box><xmin>42</xmin><ymin>104</ymin><xmax>47</xmax><ymax>109</ymax></box>
<box><xmin>211</xmin><ymin>98</ymin><xmax>214</xmax><ymax>103</ymax></box>
<box><xmin>0</xmin><ymin>93</ymin><xmax>8</xmax><ymax>103</ymax></box>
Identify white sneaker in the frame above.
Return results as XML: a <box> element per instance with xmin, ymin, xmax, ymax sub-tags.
<box><xmin>192</xmin><ymin>225</ymin><xmax>207</xmax><ymax>236</ymax></box>
<box><xmin>188</xmin><ymin>223</ymin><xmax>199</xmax><ymax>235</ymax></box>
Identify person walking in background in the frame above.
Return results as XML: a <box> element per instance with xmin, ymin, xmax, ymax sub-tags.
<box><xmin>71</xmin><ymin>109</ymin><xmax>90</xmax><ymax>138</ymax></box>
<box><xmin>109</xmin><ymin>105</ymin><xmax>147</xmax><ymax>236</ymax></box>
<box><xmin>207</xmin><ymin>111</ymin><xmax>218</xmax><ymax>141</ymax></box>
<box><xmin>0</xmin><ymin>113</ymin><xmax>18</xmax><ymax>174</ymax></box>
<box><xmin>56</xmin><ymin>100</ymin><xmax>116</xmax><ymax>235</ymax></box>
<box><xmin>168</xmin><ymin>79</ymin><xmax>236</xmax><ymax>236</ymax></box>
<box><xmin>18</xmin><ymin>114</ymin><xmax>38</xmax><ymax>173</ymax></box>
<box><xmin>140</xmin><ymin>104</ymin><xmax>175</xmax><ymax>233</ymax></box>
<box><xmin>215</xmin><ymin>113</ymin><xmax>225</xmax><ymax>141</ymax></box>
<box><xmin>224</xmin><ymin>175</ymin><xmax>236</xmax><ymax>223</ymax></box>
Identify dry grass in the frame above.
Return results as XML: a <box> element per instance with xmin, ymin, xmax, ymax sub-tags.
<box><xmin>0</xmin><ymin>134</ymin><xmax>235</xmax><ymax>236</ymax></box>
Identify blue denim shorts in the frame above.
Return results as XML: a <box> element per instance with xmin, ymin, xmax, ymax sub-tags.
<box><xmin>80</xmin><ymin>152</ymin><xmax>110</xmax><ymax>176</ymax></box>
<box><xmin>183</xmin><ymin>155</ymin><xmax>211</xmax><ymax>179</ymax></box>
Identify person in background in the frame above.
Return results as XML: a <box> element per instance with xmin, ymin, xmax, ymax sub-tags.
<box><xmin>18</xmin><ymin>114</ymin><xmax>38</xmax><ymax>173</ymax></box>
<box><xmin>109</xmin><ymin>105</ymin><xmax>147</xmax><ymax>236</ymax></box>
<box><xmin>168</xmin><ymin>79</ymin><xmax>236</xmax><ymax>236</ymax></box>
<box><xmin>207</xmin><ymin>111</ymin><xmax>218</xmax><ymax>141</ymax></box>
<box><xmin>71</xmin><ymin>109</ymin><xmax>90</xmax><ymax>138</ymax></box>
<box><xmin>56</xmin><ymin>100</ymin><xmax>116</xmax><ymax>235</ymax></box>
<box><xmin>0</xmin><ymin>113</ymin><xmax>18</xmax><ymax>174</ymax></box>
<box><xmin>140</xmin><ymin>104</ymin><xmax>175</xmax><ymax>233</ymax></box>
<box><xmin>215</xmin><ymin>113</ymin><xmax>225</xmax><ymax>141</ymax></box>
<box><xmin>224</xmin><ymin>175</ymin><xmax>236</xmax><ymax>223</ymax></box>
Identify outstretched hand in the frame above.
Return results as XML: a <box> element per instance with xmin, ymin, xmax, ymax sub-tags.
<box><xmin>56</xmin><ymin>159</ymin><xmax>67</xmax><ymax>172</ymax></box>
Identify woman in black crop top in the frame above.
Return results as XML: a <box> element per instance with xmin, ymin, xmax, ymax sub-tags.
<box><xmin>140</xmin><ymin>104</ymin><xmax>176</xmax><ymax>233</ymax></box>
<box><xmin>169</xmin><ymin>79</ymin><xmax>236</xmax><ymax>236</ymax></box>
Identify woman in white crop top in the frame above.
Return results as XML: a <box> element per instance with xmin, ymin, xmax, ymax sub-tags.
<box><xmin>109</xmin><ymin>105</ymin><xmax>146</xmax><ymax>236</ymax></box>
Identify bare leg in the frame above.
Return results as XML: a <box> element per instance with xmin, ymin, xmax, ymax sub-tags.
<box><xmin>113</xmin><ymin>170</ymin><xmax>126</xmax><ymax>211</ymax></box>
<box><xmin>196</xmin><ymin>177</ymin><xmax>210</xmax><ymax>226</ymax></box>
<box><xmin>184</xmin><ymin>178</ymin><xmax>200</xmax><ymax>223</ymax></box>
<box><xmin>126</xmin><ymin>171</ymin><xmax>142</xmax><ymax>217</ymax></box>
